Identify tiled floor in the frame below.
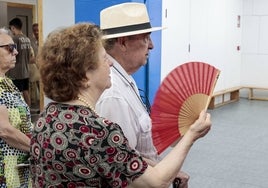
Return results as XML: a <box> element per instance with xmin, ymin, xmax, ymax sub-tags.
<box><xmin>180</xmin><ymin>98</ymin><xmax>268</xmax><ymax>188</ymax></box>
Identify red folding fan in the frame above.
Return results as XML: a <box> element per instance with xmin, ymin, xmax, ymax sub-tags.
<box><xmin>151</xmin><ymin>61</ymin><xmax>220</xmax><ymax>154</ymax></box>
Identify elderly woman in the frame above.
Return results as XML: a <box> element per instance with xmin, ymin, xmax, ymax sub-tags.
<box><xmin>29</xmin><ymin>23</ymin><xmax>211</xmax><ymax>188</ymax></box>
<box><xmin>0</xmin><ymin>28</ymin><xmax>32</xmax><ymax>187</ymax></box>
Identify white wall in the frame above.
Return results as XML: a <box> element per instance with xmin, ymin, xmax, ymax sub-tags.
<box><xmin>241</xmin><ymin>0</ymin><xmax>268</xmax><ymax>87</ymax></box>
<box><xmin>161</xmin><ymin>0</ymin><xmax>190</xmax><ymax>77</ymax></box>
<box><xmin>42</xmin><ymin>0</ymin><xmax>74</xmax><ymax>39</ymax></box>
<box><xmin>162</xmin><ymin>0</ymin><xmax>242</xmax><ymax>92</ymax></box>
<box><xmin>42</xmin><ymin>0</ymin><xmax>75</xmax><ymax>104</ymax></box>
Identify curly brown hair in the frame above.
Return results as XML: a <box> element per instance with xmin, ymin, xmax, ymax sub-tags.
<box><xmin>38</xmin><ymin>23</ymin><xmax>103</xmax><ymax>102</ymax></box>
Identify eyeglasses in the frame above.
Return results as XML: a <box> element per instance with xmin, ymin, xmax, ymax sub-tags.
<box><xmin>0</xmin><ymin>44</ymin><xmax>17</xmax><ymax>53</ymax></box>
<box><xmin>128</xmin><ymin>34</ymin><xmax>151</xmax><ymax>44</ymax></box>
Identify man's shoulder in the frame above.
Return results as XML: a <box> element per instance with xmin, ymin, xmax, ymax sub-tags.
<box><xmin>12</xmin><ymin>35</ymin><xmax>19</xmax><ymax>42</ymax></box>
<box><xmin>99</xmin><ymin>83</ymin><xmax>123</xmax><ymax>99</ymax></box>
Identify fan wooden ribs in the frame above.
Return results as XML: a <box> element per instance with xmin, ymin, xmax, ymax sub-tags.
<box><xmin>151</xmin><ymin>62</ymin><xmax>220</xmax><ymax>154</ymax></box>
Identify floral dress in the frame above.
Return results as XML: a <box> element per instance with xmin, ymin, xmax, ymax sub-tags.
<box><xmin>30</xmin><ymin>102</ymin><xmax>148</xmax><ymax>187</ymax></box>
<box><xmin>0</xmin><ymin>77</ymin><xmax>32</xmax><ymax>188</ymax></box>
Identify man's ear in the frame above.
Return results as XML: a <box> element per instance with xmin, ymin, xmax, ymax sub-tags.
<box><xmin>9</xmin><ymin>26</ymin><xmax>15</xmax><ymax>34</ymax></box>
<box><xmin>117</xmin><ymin>37</ymin><xmax>128</xmax><ymax>51</ymax></box>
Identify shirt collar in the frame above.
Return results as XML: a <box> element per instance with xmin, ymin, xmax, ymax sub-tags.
<box><xmin>108</xmin><ymin>54</ymin><xmax>136</xmax><ymax>86</ymax></box>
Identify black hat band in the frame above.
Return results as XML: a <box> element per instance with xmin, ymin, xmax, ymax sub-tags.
<box><xmin>102</xmin><ymin>22</ymin><xmax>152</xmax><ymax>35</ymax></box>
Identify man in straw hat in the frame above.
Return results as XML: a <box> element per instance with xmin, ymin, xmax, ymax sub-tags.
<box><xmin>96</xmin><ymin>2</ymin><xmax>189</xmax><ymax>187</ymax></box>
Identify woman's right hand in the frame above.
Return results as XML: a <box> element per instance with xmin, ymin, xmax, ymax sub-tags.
<box><xmin>129</xmin><ymin>110</ymin><xmax>212</xmax><ymax>188</ymax></box>
<box><xmin>187</xmin><ymin>110</ymin><xmax>212</xmax><ymax>141</ymax></box>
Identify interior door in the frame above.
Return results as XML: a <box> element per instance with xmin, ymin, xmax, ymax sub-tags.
<box><xmin>7</xmin><ymin>4</ymin><xmax>33</xmax><ymax>37</ymax></box>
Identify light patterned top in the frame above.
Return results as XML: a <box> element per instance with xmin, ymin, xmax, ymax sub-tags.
<box><xmin>0</xmin><ymin>77</ymin><xmax>32</xmax><ymax>188</ymax></box>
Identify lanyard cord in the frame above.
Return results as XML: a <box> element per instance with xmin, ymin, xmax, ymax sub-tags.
<box><xmin>112</xmin><ymin>66</ymin><xmax>151</xmax><ymax>114</ymax></box>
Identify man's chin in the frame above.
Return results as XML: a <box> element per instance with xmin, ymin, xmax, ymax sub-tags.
<box><xmin>106</xmin><ymin>83</ymin><xmax>112</xmax><ymax>89</ymax></box>
<box><xmin>9</xmin><ymin>64</ymin><xmax>16</xmax><ymax>69</ymax></box>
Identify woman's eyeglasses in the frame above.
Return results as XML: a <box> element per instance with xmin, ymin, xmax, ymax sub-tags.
<box><xmin>0</xmin><ymin>44</ymin><xmax>17</xmax><ymax>53</ymax></box>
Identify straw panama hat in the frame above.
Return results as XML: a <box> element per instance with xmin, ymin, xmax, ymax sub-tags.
<box><xmin>100</xmin><ymin>2</ymin><xmax>164</xmax><ymax>39</ymax></box>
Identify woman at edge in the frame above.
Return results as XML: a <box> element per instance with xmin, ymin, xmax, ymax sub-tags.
<box><xmin>29</xmin><ymin>23</ymin><xmax>211</xmax><ymax>187</ymax></box>
<box><xmin>0</xmin><ymin>28</ymin><xmax>32</xmax><ymax>187</ymax></box>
